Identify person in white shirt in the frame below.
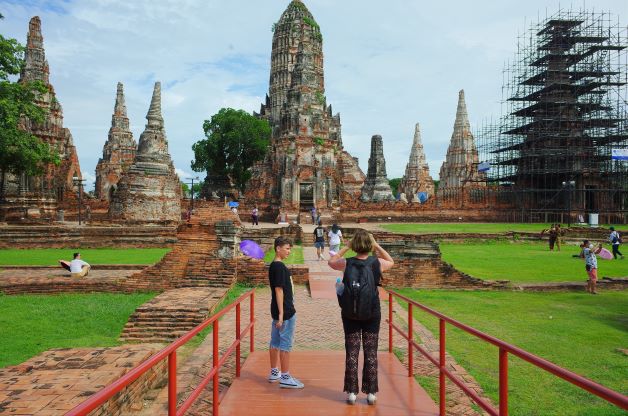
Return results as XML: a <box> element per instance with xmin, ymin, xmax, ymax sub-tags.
<box><xmin>328</xmin><ymin>224</ymin><xmax>343</xmax><ymax>254</ymax></box>
<box><xmin>69</xmin><ymin>252</ymin><xmax>90</xmax><ymax>278</ymax></box>
<box><xmin>608</xmin><ymin>227</ymin><xmax>624</xmax><ymax>259</ymax></box>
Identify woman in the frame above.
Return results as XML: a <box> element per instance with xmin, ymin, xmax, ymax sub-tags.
<box><xmin>328</xmin><ymin>230</ymin><xmax>394</xmax><ymax>405</ymax></box>
<box><xmin>328</xmin><ymin>224</ymin><xmax>343</xmax><ymax>254</ymax></box>
<box><xmin>251</xmin><ymin>205</ymin><xmax>259</xmax><ymax>226</ymax></box>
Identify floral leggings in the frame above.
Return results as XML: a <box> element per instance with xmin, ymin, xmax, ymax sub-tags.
<box><xmin>342</xmin><ymin>317</ymin><xmax>380</xmax><ymax>394</ymax></box>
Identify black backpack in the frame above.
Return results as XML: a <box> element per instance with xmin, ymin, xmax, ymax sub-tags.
<box><xmin>339</xmin><ymin>257</ymin><xmax>378</xmax><ymax>320</ymax></box>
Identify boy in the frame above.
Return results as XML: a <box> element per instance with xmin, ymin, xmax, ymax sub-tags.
<box><xmin>313</xmin><ymin>220</ymin><xmax>326</xmax><ymax>260</ymax></box>
<box><xmin>268</xmin><ymin>237</ymin><xmax>304</xmax><ymax>389</ymax></box>
<box><xmin>581</xmin><ymin>240</ymin><xmax>602</xmax><ymax>294</ymax></box>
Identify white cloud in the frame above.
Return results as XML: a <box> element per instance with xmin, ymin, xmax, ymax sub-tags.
<box><xmin>1</xmin><ymin>0</ymin><xmax>625</xmax><ymax>184</ymax></box>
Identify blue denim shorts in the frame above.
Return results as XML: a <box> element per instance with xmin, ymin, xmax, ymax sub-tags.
<box><xmin>269</xmin><ymin>314</ymin><xmax>296</xmax><ymax>352</ymax></box>
<box><xmin>314</xmin><ymin>241</ymin><xmax>325</xmax><ymax>249</ymax></box>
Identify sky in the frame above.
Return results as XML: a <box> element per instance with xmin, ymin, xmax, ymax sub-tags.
<box><xmin>1</xmin><ymin>0</ymin><xmax>626</xmax><ymax>191</ymax></box>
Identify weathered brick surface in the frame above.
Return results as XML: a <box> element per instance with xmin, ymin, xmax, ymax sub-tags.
<box><xmin>0</xmin><ymin>345</ymin><xmax>166</xmax><ymax>416</ymax></box>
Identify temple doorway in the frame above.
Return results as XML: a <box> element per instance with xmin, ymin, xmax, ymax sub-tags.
<box><xmin>299</xmin><ymin>182</ymin><xmax>313</xmax><ymax>211</ymax></box>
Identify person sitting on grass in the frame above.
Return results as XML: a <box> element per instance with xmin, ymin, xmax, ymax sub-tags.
<box><xmin>59</xmin><ymin>252</ymin><xmax>91</xmax><ymax>278</ymax></box>
<box><xmin>580</xmin><ymin>240</ymin><xmax>602</xmax><ymax>294</ymax></box>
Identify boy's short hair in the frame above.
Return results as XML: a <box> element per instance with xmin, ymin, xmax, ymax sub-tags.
<box><xmin>351</xmin><ymin>229</ymin><xmax>373</xmax><ymax>254</ymax></box>
<box><xmin>274</xmin><ymin>237</ymin><xmax>292</xmax><ymax>251</ymax></box>
<box><xmin>73</xmin><ymin>252</ymin><xmax>80</xmax><ymax>259</ymax></box>
<box><xmin>583</xmin><ymin>240</ymin><xmax>589</xmax><ymax>246</ymax></box>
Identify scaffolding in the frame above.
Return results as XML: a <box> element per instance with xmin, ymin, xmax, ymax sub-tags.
<box><xmin>478</xmin><ymin>8</ymin><xmax>628</xmax><ymax>224</ymax></box>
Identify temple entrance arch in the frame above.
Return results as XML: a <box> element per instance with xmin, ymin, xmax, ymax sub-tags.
<box><xmin>299</xmin><ymin>182</ymin><xmax>314</xmax><ymax>211</ymax></box>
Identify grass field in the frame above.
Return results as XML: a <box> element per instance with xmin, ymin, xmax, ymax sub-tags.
<box><xmin>0</xmin><ymin>248</ymin><xmax>170</xmax><ymax>266</ymax></box>
<box><xmin>263</xmin><ymin>245</ymin><xmax>304</xmax><ymax>264</ymax></box>
<box><xmin>0</xmin><ymin>292</ymin><xmax>156</xmax><ymax>368</ymax></box>
<box><xmin>396</xmin><ymin>289</ymin><xmax>628</xmax><ymax>416</ymax></box>
<box><xmin>382</xmin><ymin>223</ymin><xmax>559</xmax><ymax>234</ymax></box>
<box><xmin>439</xmin><ymin>240</ymin><xmax>627</xmax><ymax>283</ymax></box>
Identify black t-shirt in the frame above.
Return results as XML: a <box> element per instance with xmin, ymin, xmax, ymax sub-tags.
<box><xmin>269</xmin><ymin>261</ymin><xmax>296</xmax><ymax>321</ymax></box>
<box><xmin>313</xmin><ymin>226</ymin><xmax>325</xmax><ymax>242</ymax></box>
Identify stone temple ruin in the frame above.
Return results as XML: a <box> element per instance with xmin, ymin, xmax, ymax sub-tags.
<box><xmin>0</xmin><ymin>17</ymin><xmax>82</xmax><ymax>221</ymax></box>
<box><xmin>399</xmin><ymin>123</ymin><xmax>435</xmax><ymax>202</ymax></box>
<box><xmin>361</xmin><ymin>135</ymin><xmax>394</xmax><ymax>202</ymax></box>
<box><xmin>245</xmin><ymin>0</ymin><xmax>365</xmax><ymax>216</ymax></box>
<box><xmin>438</xmin><ymin>90</ymin><xmax>486</xmax><ymax>201</ymax></box>
<box><xmin>95</xmin><ymin>83</ymin><xmax>137</xmax><ymax>202</ymax></box>
<box><xmin>109</xmin><ymin>82</ymin><xmax>181</xmax><ymax>223</ymax></box>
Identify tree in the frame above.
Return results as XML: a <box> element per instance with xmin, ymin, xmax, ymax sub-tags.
<box><xmin>0</xmin><ymin>17</ymin><xmax>59</xmax><ymax>200</ymax></box>
<box><xmin>181</xmin><ymin>182</ymin><xmax>201</xmax><ymax>199</ymax></box>
<box><xmin>388</xmin><ymin>178</ymin><xmax>402</xmax><ymax>196</ymax></box>
<box><xmin>191</xmin><ymin>108</ymin><xmax>271</xmax><ymax>193</ymax></box>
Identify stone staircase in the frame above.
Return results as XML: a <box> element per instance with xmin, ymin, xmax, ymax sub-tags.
<box><xmin>121</xmin><ymin>204</ymin><xmax>241</xmax><ymax>343</ymax></box>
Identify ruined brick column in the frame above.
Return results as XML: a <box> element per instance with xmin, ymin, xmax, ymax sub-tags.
<box><xmin>0</xmin><ymin>16</ymin><xmax>82</xmax><ymax>220</ymax></box>
<box><xmin>399</xmin><ymin>123</ymin><xmax>434</xmax><ymax>202</ymax></box>
<box><xmin>109</xmin><ymin>82</ymin><xmax>182</xmax><ymax>223</ymax></box>
<box><xmin>360</xmin><ymin>135</ymin><xmax>394</xmax><ymax>202</ymax></box>
<box><xmin>95</xmin><ymin>82</ymin><xmax>136</xmax><ymax>201</ymax></box>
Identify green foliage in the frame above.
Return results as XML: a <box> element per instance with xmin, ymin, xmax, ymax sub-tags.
<box><xmin>181</xmin><ymin>181</ymin><xmax>201</xmax><ymax>199</ymax></box>
<box><xmin>303</xmin><ymin>16</ymin><xmax>319</xmax><ymax>29</ymax></box>
<box><xmin>271</xmin><ymin>22</ymin><xmax>277</xmax><ymax>32</ymax></box>
<box><xmin>314</xmin><ymin>90</ymin><xmax>325</xmax><ymax>105</ymax></box>
<box><xmin>388</xmin><ymin>178</ymin><xmax>402</xmax><ymax>195</ymax></box>
<box><xmin>0</xmin><ymin>292</ymin><xmax>156</xmax><ymax>367</ymax></box>
<box><xmin>381</xmin><ymin>222</ymin><xmax>556</xmax><ymax>234</ymax></box>
<box><xmin>439</xmin><ymin>240</ymin><xmax>626</xmax><ymax>282</ymax></box>
<box><xmin>292</xmin><ymin>1</ymin><xmax>308</xmax><ymax>13</ymax></box>
<box><xmin>0</xmin><ymin>248</ymin><xmax>170</xmax><ymax>265</ymax></box>
<box><xmin>191</xmin><ymin>108</ymin><xmax>271</xmax><ymax>193</ymax></box>
<box><xmin>433</xmin><ymin>179</ymin><xmax>440</xmax><ymax>192</ymax></box>
<box><xmin>397</xmin><ymin>289</ymin><xmax>628</xmax><ymax>416</ymax></box>
<box><xmin>313</xmin><ymin>136</ymin><xmax>324</xmax><ymax>146</ymax></box>
<box><xmin>0</xmin><ymin>29</ymin><xmax>59</xmax><ymax>199</ymax></box>
<box><xmin>263</xmin><ymin>244</ymin><xmax>304</xmax><ymax>264</ymax></box>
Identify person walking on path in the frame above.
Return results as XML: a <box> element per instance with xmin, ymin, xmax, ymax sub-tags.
<box><xmin>251</xmin><ymin>205</ymin><xmax>259</xmax><ymax>226</ymax></box>
<box><xmin>310</xmin><ymin>206</ymin><xmax>317</xmax><ymax>225</ymax></box>
<box><xmin>268</xmin><ymin>237</ymin><xmax>304</xmax><ymax>389</ymax></box>
<box><xmin>328</xmin><ymin>230</ymin><xmax>394</xmax><ymax>405</ymax></box>
<box><xmin>328</xmin><ymin>224</ymin><xmax>343</xmax><ymax>254</ymax></box>
<box><xmin>608</xmin><ymin>226</ymin><xmax>624</xmax><ymax>259</ymax></box>
<box><xmin>313</xmin><ymin>220</ymin><xmax>327</xmax><ymax>260</ymax></box>
<box><xmin>581</xmin><ymin>240</ymin><xmax>602</xmax><ymax>294</ymax></box>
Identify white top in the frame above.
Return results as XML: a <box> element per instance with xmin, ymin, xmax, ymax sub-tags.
<box><xmin>328</xmin><ymin>230</ymin><xmax>342</xmax><ymax>245</ymax></box>
<box><xmin>583</xmin><ymin>248</ymin><xmax>598</xmax><ymax>269</ymax></box>
<box><xmin>70</xmin><ymin>259</ymin><xmax>89</xmax><ymax>273</ymax></box>
<box><xmin>609</xmin><ymin>230</ymin><xmax>620</xmax><ymax>245</ymax></box>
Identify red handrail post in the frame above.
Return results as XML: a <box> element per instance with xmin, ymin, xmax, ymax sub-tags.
<box><xmin>408</xmin><ymin>303</ymin><xmax>414</xmax><ymax>377</ymax></box>
<box><xmin>439</xmin><ymin>319</ymin><xmax>446</xmax><ymax>416</ymax></box>
<box><xmin>236</xmin><ymin>303</ymin><xmax>241</xmax><ymax>377</ymax></box>
<box><xmin>388</xmin><ymin>292</ymin><xmax>393</xmax><ymax>353</ymax></box>
<box><xmin>213</xmin><ymin>321</ymin><xmax>219</xmax><ymax>416</ymax></box>
<box><xmin>499</xmin><ymin>348</ymin><xmax>509</xmax><ymax>416</ymax></box>
<box><xmin>168</xmin><ymin>351</ymin><xmax>177</xmax><ymax>416</ymax></box>
<box><xmin>250</xmin><ymin>291</ymin><xmax>255</xmax><ymax>353</ymax></box>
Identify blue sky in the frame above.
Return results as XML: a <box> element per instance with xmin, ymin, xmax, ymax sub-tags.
<box><xmin>0</xmin><ymin>0</ymin><xmax>626</xmax><ymax>191</ymax></box>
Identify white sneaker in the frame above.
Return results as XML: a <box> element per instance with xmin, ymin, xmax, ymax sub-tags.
<box><xmin>367</xmin><ymin>393</ymin><xmax>377</xmax><ymax>405</ymax></box>
<box><xmin>347</xmin><ymin>392</ymin><xmax>357</xmax><ymax>405</ymax></box>
<box><xmin>279</xmin><ymin>375</ymin><xmax>304</xmax><ymax>389</ymax></box>
<box><xmin>268</xmin><ymin>368</ymin><xmax>281</xmax><ymax>383</ymax></box>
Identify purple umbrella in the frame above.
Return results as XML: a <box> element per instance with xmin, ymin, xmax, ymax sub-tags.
<box><xmin>239</xmin><ymin>240</ymin><xmax>264</xmax><ymax>259</ymax></box>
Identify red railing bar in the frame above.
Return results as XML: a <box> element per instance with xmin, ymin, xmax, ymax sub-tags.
<box><xmin>499</xmin><ymin>348</ymin><xmax>508</xmax><ymax>416</ymax></box>
<box><xmin>213</xmin><ymin>320</ymin><xmax>219</xmax><ymax>416</ymax></box>
<box><xmin>388</xmin><ymin>292</ymin><xmax>393</xmax><ymax>353</ymax></box>
<box><xmin>250</xmin><ymin>292</ymin><xmax>255</xmax><ymax>353</ymax></box>
<box><xmin>388</xmin><ymin>290</ymin><xmax>628</xmax><ymax>410</ymax></box>
<box><xmin>442</xmin><ymin>366</ymin><xmax>498</xmax><ymax>416</ymax></box>
<box><xmin>168</xmin><ymin>352</ymin><xmax>177</xmax><ymax>416</ymax></box>
<box><xmin>439</xmin><ymin>319</ymin><xmax>446</xmax><ymax>416</ymax></box>
<box><xmin>236</xmin><ymin>303</ymin><xmax>241</xmax><ymax>377</ymax></box>
<box><xmin>408</xmin><ymin>304</ymin><xmax>414</xmax><ymax>377</ymax></box>
<box><xmin>67</xmin><ymin>290</ymin><xmax>255</xmax><ymax>416</ymax></box>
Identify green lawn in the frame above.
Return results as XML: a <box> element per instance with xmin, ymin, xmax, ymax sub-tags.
<box><xmin>381</xmin><ymin>223</ymin><xmax>558</xmax><ymax>234</ymax></box>
<box><xmin>263</xmin><ymin>245</ymin><xmax>304</xmax><ymax>264</ymax></box>
<box><xmin>0</xmin><ymin>292</ymin><xmax>156</xmax><ymax>368</ymax></box>
<box><xmin>440</xmin><ymin>240</ymin><xmax>627</xmax><ymax>283</ymax></box>
<box><xmin>0</xmin><ymin>248</ymin><xmax>170</xmax><ymax>265</ymax></box>
<box><xmin>396</xmin><ymin>289</ymin><xmax>628</xmax><ymax>416</ymax></box>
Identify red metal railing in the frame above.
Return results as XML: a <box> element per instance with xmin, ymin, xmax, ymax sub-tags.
<box><xmin>66</xmin><ymin>289</ymin><xmax>255</xmax><ymax>416</ymax></box>
<box><xmin>386</xmin><ymin>290</ymin><xmax>628</xmax><ymax>415</ymax></box>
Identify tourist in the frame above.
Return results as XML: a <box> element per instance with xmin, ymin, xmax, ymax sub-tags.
<box><xmin>310</xmin><ymin>206</ymin><xmax>317</xmax><ymax>225</ymax></box>
<box><xmin>268</xmin><ymin>237</ymin><xmax>304</xmax><ymax>389</ymax></box>
<box><xmin>581</xmin><ymin>240</ymin><xmax>602</xmax><ymax>294</ymax></box>
<box><xmin>328</xmin><ymin>230</ymin><xmax>394</xmax><ymax>405</ymax></box>
<box><xmin>313</xmin><ymin>220</ymin><xmax>326</xmax><ymax>260</ymax></box>
<box><xmin>251</xmin><ymin>205</ymin><xmax>259</xmax><ymax>226</ymax></box>
<box><xmin>69</xmin><ymin>252</ymin><xmax>90</xmax><ymax>278</ymax></box>
<box><xmin>608</xmin><ymin>227</ymin><xmax>624</xmax><ymax>259</ymax></box>
<box><xmin>328</xmin><ymin>223</ymin><xmax>343</xmax><ymax>254</ymax></box>
<box><xmin>316</xmin><ymin>209</ymin><xmax>322</xmax><ymax>225</ymax></box>
<box><xmin>541</xmin><ymin>224</ymin><xmax>559</xmax><ymax>251</ymax></box>
<box><xmin>555</xmin><ymin>224</ymin><xmax>562</xmax><ymax>251</ymax></box>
